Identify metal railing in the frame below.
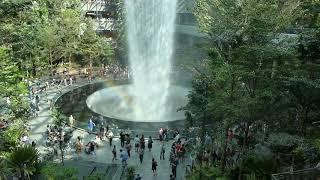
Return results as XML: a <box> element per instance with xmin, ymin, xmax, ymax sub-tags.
<box><xmin>89</xmin><ymin>166</ymin><xmax>97</xmax><ymax>175</ymax></box>
<box><xmin>272</xmin><ymin>167</ymin><xmax>320</xmax><ymax>180</ymax></box>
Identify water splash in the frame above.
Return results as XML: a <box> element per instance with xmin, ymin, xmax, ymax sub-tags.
<box><xmin>125</xmin><ymin>0</ymin><xmax>177</xmax><ymax>121</ymax></box>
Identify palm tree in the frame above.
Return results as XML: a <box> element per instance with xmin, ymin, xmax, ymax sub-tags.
<box><xmin>0</xmin><ymin>157</ymin><xmax>11</xmax><ymax>180</ymax></box>
<box><xmin>6</xmin><ymin>146</ymin><xmax>39</xmax><ymax>180</ymax></box>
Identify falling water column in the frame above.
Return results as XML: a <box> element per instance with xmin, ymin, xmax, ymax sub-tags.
<box><xmin>125</xmin><ymin>0</ymin><xmax>177</xmax><ymax>121</ymax></box>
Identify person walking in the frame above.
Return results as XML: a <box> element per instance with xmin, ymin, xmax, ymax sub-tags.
<box><xmin>160</xmin><ymin>142</ymin><xmax>165</xmax><ymax>160</ymax></box>
<box><xmin>125</xmin><ymin>141</ymin><xmax>132</xmax><ymax>158</ymax></box>
<box><xmin>147</xmin><ymin>136</ymin><xmax>153</xmax><ymax>151</ymax></box>
<box><xmin>134</xmin><ymin>135</ymin><xmax>140</xmax><ymax>152</ymax></box>
<box><xmin>151</xmin><ymin>158</ymin><xmax>158</xmax><ymax>176</ymax></box>
<box><xmin>75</xmin><ymin>136</ymin><xmax>82</xmax><ymax>159</ymax></box>
<box><xmin>138</xmin><ymin>147</ymin><xmax>144</xmax><ymax>164</ymax></box>
<box><xmin>112</xmin><ymin>145</ymin><xmax>117</xmax><ymax>162</ymax></box>
<box><xmin>107</xmin><ymin>130</ymin><xmax>114</xmax><ymax>147</ymax></box>
<box><xmin>120</xmin><ymin>131</ymin><xmax>125</xmax><ymax>148</ymax></box>
<box><xmin>140</xmin><ymin>134</ymin><xmax>145</xmax><ymax>150</ymax></box>
<box><xmin>120</xmin><ymin>149</ymin><xmax>128</xmax><ymax>167</ymax></box>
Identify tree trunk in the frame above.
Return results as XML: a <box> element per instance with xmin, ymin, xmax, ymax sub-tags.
<box><xmin>296</xmin><ymin>106</ymin><xmax>308</xmax><ymax>136</ymax></box>
<box><xmin>271</xmin><ymin>60</ymin><xmax>277</xmax><ymax>78</ymax></box>
<box><xmin>31</xmin><ymin>55</ymin><xmax>36</xmax><ymax>77</ymax></box>
<box><xmin>200</xmin><ymin>108</ymin><xmax>207</xmax><ymax>167</ymax></box>
<box><xmin>221</xmin><ymin>126</ymin><xmax>229</xmax><ymax>173</ymax></box>
<box><xmin>49</xmin><ymin>51</ymin><xmax>53</xmax><ymax>76</ymax></box>
<box><xmin>238</xmin><ymin>123</ymin><xmax>250</xmax><ymax>180</ymax></box>
<box><xmin>302</xmin><ymin>107</ymin><xmax>309</xmax><ymax>137</ymax></box>
<box><xmin>69</xmin><ymin>53</ymin><xmax>72</xmax><ymax>70</ymax></box>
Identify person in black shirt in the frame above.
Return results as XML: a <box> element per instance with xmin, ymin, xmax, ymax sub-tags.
<box><xmin>99</xmin><ymin>126</ymin><xmax>104</xmax><ymax>140</ymax></box>
<box><xmin>140</xmin><ymin>134</ymin><xmax>145</xmax><ymax>150</ymax></box>
<box><xmin>151</xmin><ymin>158</ymin><xmax>158</xmax><ymax>176</ymax></box>
<box><xmin>120</xmin><ymin>131</ymin><xmax>125</xmax><ymax>147</ymax></box>
<box><xmin>171</xmin><ymin>157</ymin><xmax>178</xmax><ymax>178</ymax></box>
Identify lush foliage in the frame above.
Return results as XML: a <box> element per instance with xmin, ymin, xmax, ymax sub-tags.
<box><xmin>0</xmin><ymin>0</ymin><xmax>114</xmax><ymax>78</ymax></box>
<box><xmin>0</xmin><ymin>0</ymin><xmax>115</xmax><ymax>179</ymax></box>
<box><xmin>186</xmin><ymin>0</ymin><xmax>320</xmax><ymax>178</ymax></box>
<box><xmin>40</xmin><ymin>162</ymin><xmax>78</xmax><ymax>180</ymax></box>
<box><xmin>6</xmin><ymin>146</ymin><xmax>39</xmax><ymax>179</ymax></box>
<box><xmin>126</xmin><ymin>166</ymin><xmax>136</xmax><ymax>180</ymax></box>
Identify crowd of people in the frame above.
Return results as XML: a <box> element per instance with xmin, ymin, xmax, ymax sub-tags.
<box><xmin>23</xmin><ymin>65</ymin><xmax>196</xmax><ymax>179</ymax></box>
<box><xmin>70</xmin><ymin>120</ymin><xmax>192</xmax><ymax>179</ymax></box>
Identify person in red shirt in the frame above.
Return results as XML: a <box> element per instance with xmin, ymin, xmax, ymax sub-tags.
<box><xmin>228</xmin><ymin>129</ymin><xmax>234</xmax><ymax>141</ymax></box>
<box><xmin>175</xmin><ymin>143</ymin><xmax>181</xmax><ymax>155</ymax></box>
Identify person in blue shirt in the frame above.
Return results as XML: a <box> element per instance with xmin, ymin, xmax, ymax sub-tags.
<box><xmin>88</xmin><ymin>117</ymin><xmax>95</xmax><ymax>133</ymax></box>
<box><xmin>120</xmin><ymin>149</ymin><xmax>128</xmax><ymax>167</ymax></box>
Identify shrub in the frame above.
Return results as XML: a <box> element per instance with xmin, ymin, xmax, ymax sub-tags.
<box><xmin>40</xmin><ymin>162</ymin><xmax>78</xmax><ymax>180</ymax></box>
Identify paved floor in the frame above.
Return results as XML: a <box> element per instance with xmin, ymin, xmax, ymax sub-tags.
<box><xmin>28</xmin><ymin>81</ymin><xmax>187</xmax><ymax>180</ymax></box>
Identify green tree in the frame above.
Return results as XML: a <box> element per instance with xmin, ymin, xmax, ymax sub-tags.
<box><xmin>0</xmin><ymin>47</ymin><xmax>29</xmax><ymax>118</ymax></box>
<box><xmin>38</xmin><ymin>22</ymin><xmax>63</xmax><ymax>75</ymax></box>
<box><xmin>190</xmin><ymin>0</ymin><xmax>301</xmax><ymax>176</ymax></box>
<box><xmin>0</xmin><ymin>158</ymin><xmax>11</xmax><ymax>180</ymax></box>
<box><xmin>79</xmin><ymin>20</ymin><xmax>114</xmax><ymax>66</ymax></box>
<box><xmin>58</xmin><ymin>8</ymin><xmax>82</xmax><ymax>66</ymax></box>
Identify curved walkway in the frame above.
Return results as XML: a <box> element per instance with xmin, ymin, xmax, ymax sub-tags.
<box><xmin>28</xmin><ymin>79</ymin><xmax>187</xmax><ymax>180</ymax></box>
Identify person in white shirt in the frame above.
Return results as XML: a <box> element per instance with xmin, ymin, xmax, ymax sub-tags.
<box><xmin>174</xmin><ymin>133</ymin><xmax>180</xmax><ymax>143</ymax></box>
<box><xmin>69</xmin><ymin>115</ymin><xmax>74</xmax><ymax>126</ymax></box>
<box><xmin>134</xmin><ymin>135</ymin><xmax>140</xmax><ymax>152</ymax></box>
<box><xmin>21</xmin><ymin>135</ymin><xmax>29</xmax><ymax>144</ymax></box>
<box><xmin>107</xmin><ymin>130</ymin><xmax>114</xmax><ymax>147</ymax></box>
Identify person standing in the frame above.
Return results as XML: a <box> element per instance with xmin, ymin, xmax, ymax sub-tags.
<box><xmin>147</xmin><ymin>136</ymin><xmax>153</xmax><ymax>151</ymax></box>
<box><xmin>160</xmin><ymin>142</ymin><xmax>165</xmax><ymax>160</ymax></box>
<box><xmin>138</xmin><ymin>147</ymin><xmax>144</xmax><ymax>164</ymax></box>
<box><xmin>88</xmin><ymin>117</ymin><xmax>95</xmax><ymax>133</ymax></box>
<box><xmin>171</xmin><ymin>158</ymin><xmax>178</xmax><ymax>178</ymax></box>
<box><xmin>99</xmin><ymin>125</ymin><xmax>104</xmax><ymax>140</ymax></box>
<box><xmin>69</xmin><ymin>76</ymin><xmax>73</xmax><ymax>86</ymax></box>
<box><xmin>151</xmin><ymin>158</ymin><xmax>158</xmax><ymax>176</ymax></box>
<box><xmin>35</xmin><ymin>94</ymin><xmax>40</xmax><ymax>108</ymax></box>
<box><xmin>64</xmin><ymin>78</ymin><xmax>68</xmax><ymax>86</ymax></box>
<box><xmin>159</xmin><ymin>128</ymin><xmax>164</xmax><ymax>142</ymax></box>
<box><xmin>76</xmin><ymin>136</ymin><xmax>82</xmax><ymax>159</ymax></box>
<box><xmin>69</xmin><ymin>115</ymin><xmax>74</xmax><ymax>127</ymax></box>
<box><xmin>112</xmin><ymin>145</ymin><xmax>117</xmax><ymax>162</ymax></box>
<box><xmin>174</xmin><ymin>132</ymin><xmax>180</xmax><ymax>143</ymax></box>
